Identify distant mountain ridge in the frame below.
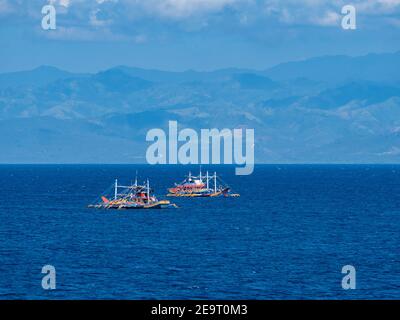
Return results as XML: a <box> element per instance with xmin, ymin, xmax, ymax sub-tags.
<box><xmin>264</xmin><ymin>51</ymin><xmax>400</xmax><ymax>84</ymax></box>
<box><xmin>2</xmin><ymin>51</ymin><xmax>399</xmax><ymax>87</ymax></box>
<box><xmin>0</xmin><ymin>66</ymin><xmax>89</xmax><ymax>88</ymax></box>
<box><xmin>0</xmin><ymin>51</ymin><xmax>399</xmax><ymax>163</ymax></box>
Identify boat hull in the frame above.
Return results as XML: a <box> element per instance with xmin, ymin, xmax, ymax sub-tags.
<box><xmin>166</xmin><ymin>187</ymin><xmax>236</xmax><ymax>198</ymax></box>
<box><xmin>89</xmin><ymin>200</ymin><xmax>175</xmax><ymax>210</ymax></box>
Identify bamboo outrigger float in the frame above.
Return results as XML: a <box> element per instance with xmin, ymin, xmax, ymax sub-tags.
<box><xmin>89</xmin><ymin>178</ymin><xmax>177</xmax><ymax>210</ymax></box>
<box><xmin>167</xmin><ymin>169</ymin><xmax>240</xmax><ymax>198</ymax></box>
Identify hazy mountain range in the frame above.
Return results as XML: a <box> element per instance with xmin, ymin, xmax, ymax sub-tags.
<box><xmin>1</xmin><ymin>52</ymin><xmax>400</xmax><ymax>164</ymax></box>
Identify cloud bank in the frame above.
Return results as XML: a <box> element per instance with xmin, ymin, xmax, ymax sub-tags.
<box><xmin>1</xmin><ymin>0</ymin><xmax>399</xmax><ymax>41</ymax></box>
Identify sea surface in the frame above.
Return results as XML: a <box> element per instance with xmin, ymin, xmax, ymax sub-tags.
<box><xmin>0</xmin><ymin>164</ymin><xmax>399</xmax><ymax>299</ymax></box>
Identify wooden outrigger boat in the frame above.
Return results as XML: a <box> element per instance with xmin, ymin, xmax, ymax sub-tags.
<box><xmin>89</xmin><ymin>178</ymin><xmax>177</xmax><ymax>210</ymax></box>
<box><xmin>167</xmin><ymin>169</ymin><xmax>240</xmax><ymax>198</ymax></box>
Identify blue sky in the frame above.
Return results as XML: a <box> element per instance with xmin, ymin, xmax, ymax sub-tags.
<box><xmin>1</xmin><ymin>0</ymin><xmax>400</xmax><ymax>73</ymax></box>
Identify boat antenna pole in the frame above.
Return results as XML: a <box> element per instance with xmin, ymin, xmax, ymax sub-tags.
<box><xmin>199</xmin><ymin>166</ymin><xmax>202</xmax><ymax>180</ymax></box>
<box><xmin>147</xmin><ymin>179</ymin><xmax>150</xmax><ymax>204</ymax></box>
<box><xmin>135</xmin><ymin>170</ymin><xmax>138</xmax><ymax>186</ymax></box>
<box><xmin>214</xmin><ymin>172</ymin><xmax>217</xmax><ymax>194</ymax></box>
<box><xmin>206</xmin><ymin>171</ymin><xmax>209</xmax><ymax>190</ymax></box>
<box><xmin>114</xmin><ymin>179</ymin><xmax>118</xmax><ymax>200</ymax></box>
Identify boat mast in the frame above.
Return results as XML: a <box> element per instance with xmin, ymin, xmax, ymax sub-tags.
<box><xmin>147</xmin><ymin>179</ymin><xmax>150</xmax><ymax>203</ymax></box>
<box><xmin>214</xmin><ymin>172</ymin><xmax>217</xmax><ymax>194</ymax></box>
<box><xmin>114</xmin><ymin>179</ymin><xmax>118</xmax><ymax>200</ymax></box>
<box><xmin>199</xmin><ymin>166</ymin><xmax>202</xmax><ymax>181</ymax></box>
<box><xmin>206</xmin><ymin>171</ymin><xmax>209</xmax><ymax>190</ymax></box>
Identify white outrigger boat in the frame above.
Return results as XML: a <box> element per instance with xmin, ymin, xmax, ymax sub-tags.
<box><xmin>167</xmin><ymin>169</ymin><xmax>240</xmax><ymax>198</ymax></box>
<box><xmin>89</xmin><ymin>178</ymin><xmax>177</xmax><ymax>210</ymax></box>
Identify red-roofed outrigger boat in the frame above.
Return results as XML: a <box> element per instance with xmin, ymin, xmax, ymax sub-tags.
<box><xmin>167</xmin><ymin>169</ymin><xmax>240</xmax><ymax>198</ymax></box>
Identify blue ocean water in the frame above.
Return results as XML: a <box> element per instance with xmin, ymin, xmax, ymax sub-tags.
<box><xmin>0</xmin><ymin>164</ymin><xmax>399</xmax><ymax>300</ymax></box>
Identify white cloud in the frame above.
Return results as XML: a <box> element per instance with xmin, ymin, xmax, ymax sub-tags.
<box><xmin>3</xmin><ymin>0</ymin><xmax>400</xmax><ymax>42</ymax></box>
<box><xmin>49</xmin><ymin>0</ymin><xmax>71</xmax><ymax>8</ymax></box>
<box><xmin>378</xmin><ymin>146</ymin><xmax>400</xmax><ymax>156</ymax></box>
<box><xmin>3</xmin><ymin>0</ymin><xmax>400</xmax><ymax>25</ymax></box>
<box><xmin>136</xmin><ymin>0</ymin><xmax>240</xmax><ymax>19</ymax></box>
<box><xmin>262</xmin><ymin>0</ymin><xmax>400</xmax><ymax>26</ymax></box>
<box><xmin>59</xmin><ymin>0</ymin><xmax>70</xmax><ymax>8</ymax></box>
<box><xmin>89</xmin><ymin>8</ymin><xmax>111</xmax><ymax>26</ymax></box>
<box><xmin>356</xmin><ymin>0</ymin><xmax>400</xmax><ymax>14</ymax></box>
<box><xmin>314</xmin><ymin>10</ymin><xmax>340</xmax><ymax>26</ymax></box>
<box><xmin>263</xmin><ymin>0</ymin><xmax>342</xmax><ymax>26</ymax></box>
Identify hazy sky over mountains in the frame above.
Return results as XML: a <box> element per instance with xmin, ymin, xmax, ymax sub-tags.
<box><xmin>0</xmin><ymin>0</ymin><xmax>400</xmax><ymax>72</ymax></box>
